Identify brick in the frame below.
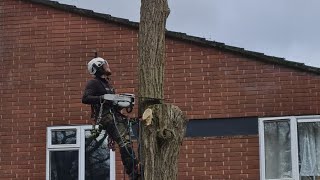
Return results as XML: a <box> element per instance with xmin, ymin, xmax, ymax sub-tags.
<box><xmin>1</xmin><ymin>0</ymin><xmax>320</xmax><ymax>179</ymax></box>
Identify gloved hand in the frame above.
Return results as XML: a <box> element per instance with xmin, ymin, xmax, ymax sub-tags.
<box><xmin>101</xmin><ymin>94</ymin><xmax>116</xmax><ymax>101</ymax></box>
<box><xmin>99</xmin><ymin>95</ymin><xmax>114</xmax><ymax>105</ymax></box>
<box><xmin>99</xmin><ymin>95</ymin><xmax>107</xmax><ymax>103</ymax></box>
<box><xmin>100</xmin><ymin>94</ymin><xmax>119</xmax><ymax>107</ymax></box>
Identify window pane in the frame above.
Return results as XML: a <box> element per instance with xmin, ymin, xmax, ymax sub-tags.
<box><xmin>50</xmin><ymin>150</ymin><xmax>79</xmax><ymax>180</ymax></box>
<box><xmin>264</xmin><ymin>120</ymin><xmax>292</xmax><ymax>179</ymax></box>
<box><xmin>298</xmin><ymin>122</ymin><xmax>320</xmax><ymax>177</ymax></box>
<box><xmin>51</xmin><ymin>129</ymin><xmax>77</xmax><ymax>145</ymax></box>
<box><xmin>85</xmin><ymin>130</ymin><xmax>111</xmax><ymax>180</ymax></box>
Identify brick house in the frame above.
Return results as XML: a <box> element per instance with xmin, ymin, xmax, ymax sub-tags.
<box><xmin>1</xmin><ymin>0</ymin><xmax>320</xmax><ymax>180</ymax></box>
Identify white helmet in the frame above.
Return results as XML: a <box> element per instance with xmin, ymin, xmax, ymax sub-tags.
<box><xmin>87</xmin><ymin>57</ymin><xmax>108</xmax><ymax>75</ymax></box>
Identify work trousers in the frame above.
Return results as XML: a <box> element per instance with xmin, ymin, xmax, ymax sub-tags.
<box><xmin>100</xmin><ymin>112</ymin><xmax>139</xmax><ymax>176</ymax></box>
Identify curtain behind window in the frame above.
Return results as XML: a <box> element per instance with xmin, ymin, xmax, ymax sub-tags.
<box><xmin>298</xmin><ymin>122</ymin><xmax>320</xmax><ymax>176</ymax></box>
<box><xmin>264</xmin><ymin>121</ymin><xmax>292</xmax><ymax>179</ymax></box>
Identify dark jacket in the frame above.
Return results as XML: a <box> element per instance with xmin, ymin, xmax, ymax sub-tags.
<box><xmin>82</xmin><ymin>77</ymin><xmax>115</xmax><ymax>118</ymax></box>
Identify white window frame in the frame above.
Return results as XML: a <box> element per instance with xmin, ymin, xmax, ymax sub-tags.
<box><xmin>46</xmin><ymin>125</ymin><xmax>116</xmax><ymax>180</ymax></box>
<box><xmin>259</xmin><ymin>115</ymin><xmax>320</xmax><ymax>180</ymax></box>
<box><xmin>47</xmin><ymin>126</ymin><xmax>81</xmax><ymax>148</ymax></box>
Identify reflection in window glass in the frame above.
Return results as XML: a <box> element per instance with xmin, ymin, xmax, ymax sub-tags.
<box><xmin>50</xmin><ymin>150</ymin><xmax>79</xmax><ymax>180</ymax></box>
<box><xmin>298</xmin><ymin>122</ymin><xmax>320</xmax><ymax>180</ymax></box>
<box><xmin>51</xmin><ymin>129</ymin><xmax>77</xmax><ymax>145</ymax></box>
<box><xmin>85</xmin><ymin>130</ymin><xmax>111</xmax><ymax>180</ymax></box>
<box><xmin>264</xmin><ymin>120</ymin><xmax>292</xmax><ymax>179</ymax></box>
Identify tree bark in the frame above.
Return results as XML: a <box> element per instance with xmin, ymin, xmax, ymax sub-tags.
<box><xmin>140</xmin><ymin>104</ymin><xmax>187</xmax><ymax>180</ymax></box>
<box><xmin>138</xmin><ymin>0</ymin><xmax>188</xmax><ymax>180</ymax></box>
<box><xmin>138</xmin><ymin>0</ymin><xmax>169</xmax><ymax>104</ymax></box>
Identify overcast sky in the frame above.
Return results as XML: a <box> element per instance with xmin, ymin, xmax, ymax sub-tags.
<box><xmin>54</xmin><ymin>0</ymin><xmax>320</xmax><ymax>68</ymax></box>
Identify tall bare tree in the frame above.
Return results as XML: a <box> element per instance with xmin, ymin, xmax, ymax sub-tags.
<box><xmin>138</xmin><ymin>0</ymin><xmax>188</xmax><ymax>179</ymax></box>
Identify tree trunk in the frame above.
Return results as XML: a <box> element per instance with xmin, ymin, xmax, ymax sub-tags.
<box><xmin>140</xmin><ymin>104</ymin><xmax>187</xmax><ymax>180</ymax></box>
<box><xmin>138</xmin><ymin>0</ymin><xmax>188</xmax><ymax>180</ymax></box>
<box><xmin>138</xmin><ymin>0</ymin><xmax>169</xmax><ymax>102</ymax></box>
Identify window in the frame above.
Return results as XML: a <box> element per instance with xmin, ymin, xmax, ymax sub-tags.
<box><xmin>259</xmin><ymin>115</ymin><xmax>320</xmax><ymax>180</ymax></box>
<box><xmin>46</xmin><ymin>125</ymin><xmax>115</xmax><ymax>180</ymax></box>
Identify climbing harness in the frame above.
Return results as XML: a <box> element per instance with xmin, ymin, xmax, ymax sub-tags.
<box><xmin>90</xmin><ymin>99</ymin><xmax>105</xmax><ymax>138</ymax></box>
<box><xmin>90</xmin><ymin>94</ymin><xmax>142</xmax><ymax>180</ymax></box>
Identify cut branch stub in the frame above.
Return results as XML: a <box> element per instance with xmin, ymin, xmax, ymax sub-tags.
<box><xmin>142</xmin><ymin>108</ymin><xmax>153</xmax><ymax>126</ymax></box>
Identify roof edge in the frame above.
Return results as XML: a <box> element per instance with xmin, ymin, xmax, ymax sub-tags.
<box><xmin>166</xmin><ymin>31</ymin><xmax>320</xmax><ymax>75</ymax></box>
<box><xmin>21</xmin><ymin>0</ymin><xmax>320</xmax><ymax>75</ymax></box>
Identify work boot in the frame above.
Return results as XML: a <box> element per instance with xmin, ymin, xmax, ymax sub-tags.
<box><xmin>127</xmin><ymin>160</ymin><xmax>141</xmax><ymax>179</ymax></box>
<box><xmin>129</xmin><ymin>173</ymin><xmax>140</xmax><ymax>180</ymax></box>
<box><xmin>129</xmin><ymin>162</ymin><xmax>141</xmax><ymax>180</ymax></box>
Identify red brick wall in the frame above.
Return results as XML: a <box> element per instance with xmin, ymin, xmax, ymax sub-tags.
<box><xmin>165</xmin><ymin>40</ymin><xmax>320</xmax><ymax>119</ymax></box>
<box><xmin>116</xmin><ymin>136</ymin><xmax>259</xmax><ymax>180</ymax></box>
<box><xmin>0</xmin><ymin>0</ymin><xmax>319</xmax><ymax>179</ymax></box>
<box><xmin>179</xmin><ymin>136</ymin><xmax>259</xmax><ymax>180</ymax></box>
